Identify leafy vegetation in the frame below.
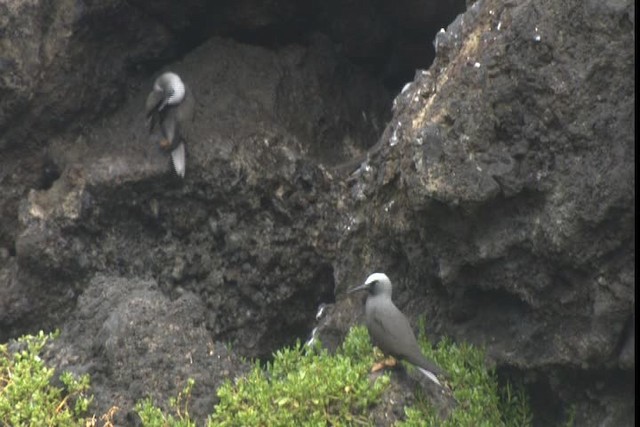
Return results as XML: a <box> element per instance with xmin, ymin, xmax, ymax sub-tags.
<box><xmin>136</xmin><ymin>378</ymin><xmax>197</xmax><ymax>427</ymax></box>
<box><xmin>398</xmin><ymin>323</ymin><xmax>532</xmax><ymax>426</ymax></box>
<box><xmin>0</xmin><ymin>331</ymin><xmax>93</xmax><ymax>427</ymax></box>
<box><xmin>208</xmin><ymin>326</ymin><xmax>390</xmax><ymax>426</ymax></box>
<box><xmin>561</xmin><ymin>405</ymin><xmax>576</xmax><ymax>427</ymax></box>
<box><xmin>1</xmin><ymin>326</ymin><xmax>534</xmax><ymax>426</ymax></box>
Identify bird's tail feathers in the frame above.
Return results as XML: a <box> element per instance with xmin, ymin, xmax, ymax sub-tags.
<box><xmin>171</xmin><ymin>143</ymin><xmax>186</xmax><ymax>178</ymax></box>
<box><xmin>417</xmin><ymin>366</ymin><xmax>442</xmax><ymax>386</ymax></box>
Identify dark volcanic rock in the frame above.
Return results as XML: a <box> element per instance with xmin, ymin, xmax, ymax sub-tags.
<box><xmin>0</xmin><ymin>0</ymin><xmax>634</xmax><ymax>425</ymax></box>
<box><xmin>0</xmin><ymin>0</ymin><xmax>173</xmax><ymax>151</ymax></box>
<box><xmin>3</xmin><ymin>37</ymin><xmax>391</xmax><ymax>357</ymax></box>
<box><xmin>4</xmin><ymin>32</ymin><xmax>385</xmax><ymax>411</ymax></box>
<box><xmin>44</xmin><ymin>275</ymin><xmax>247</xmax><ymax>425</ymax></box>
<box><xmin>325</xmin><ymin>0</ymin><xmax>634</xmax><ymax>425</ymax></box>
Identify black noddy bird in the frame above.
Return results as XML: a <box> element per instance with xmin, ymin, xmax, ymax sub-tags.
<box><xmin>349</xmin><ymin>272</ymin><xmax>447</xmax><ymax>386</ymax></box>
<box><xmin>146</xmin><ymin>71</ymin><xmax>195</xmax><ymax>178</ymax></box>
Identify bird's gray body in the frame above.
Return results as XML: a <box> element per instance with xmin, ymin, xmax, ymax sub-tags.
<box><xmin>145</xmin><ymin>72</ymin><xmax>195</xmax><ymax>177</ymax></box>
<box><xmin>350</xmin><ymin>273</ymin><xmax>447</xmax><ymax>385</ymax></box>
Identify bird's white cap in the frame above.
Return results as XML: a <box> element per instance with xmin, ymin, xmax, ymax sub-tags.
<box><xmin>155</xmin><ymin>72</ymin><xmax>186</xmax><ymax>105</ymax></box>
<box><xmin>365</xmin><ymin>272</ymin><xmax>390</xmax><ymax>285</ymax></box>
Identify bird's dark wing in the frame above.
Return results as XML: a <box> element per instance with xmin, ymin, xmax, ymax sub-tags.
<box><xmin>369</xmin><ymin>304</ymin><xmax>417</xmax><ymax>356</ymax></box>
<box><xmin>160</xmin><ymin>107</ymin><xmax>179</xmax><ymax>146</ymax></box>
<box><xmin>369</xmin><ymin>304</ymin><xmax>446</xmax><ymax>377</ymax></box>
<box><xmin>176</xmin><ymin>86</ymin><xmax>195</xmax><ymax>124</ymax></box>
<box><xmin>145</xmin><ymin>90</ymin><xmax>164</xmax><ymax>117</ymax></box>
<box><xmin>145</xmin><ymin>90</ymin><xmax>164</xmax><ymax>138</ymax></box>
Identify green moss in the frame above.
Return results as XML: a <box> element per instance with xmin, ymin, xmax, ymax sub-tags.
<box><xmin>0</xmin><ymin>330</ymin><xmax>93</xmax><ymax>426</ymax></box>
<box><xmin>560</xmin><ymin>405</ymin><xmax>576</xmax><ymax>427</ymax></box>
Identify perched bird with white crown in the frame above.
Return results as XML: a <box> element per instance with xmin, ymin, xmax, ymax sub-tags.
<box><xmin>145</xmin><ymin>71</ymin><xmax>195</xmax><ymax>178</ymax></box>
<box><xmin>349</xmin><ymin>272</ymin><xmax>448</xmax><ymax>387</ymax></box>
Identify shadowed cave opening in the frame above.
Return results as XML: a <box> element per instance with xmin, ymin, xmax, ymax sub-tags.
<box><xmin>160</xmin><ymin>1</ymin><xmax>469</xmax><ymax>353</ymax></box>
<box><xmin>170</xmin><ymin>1</ymin><xmax>468</xmax><ymax>93</ymax></box>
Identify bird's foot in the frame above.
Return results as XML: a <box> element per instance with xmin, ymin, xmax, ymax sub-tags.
<box><xmin>158</xmin><ymin>138</ymin><xmax>171</xmax><ymax>149</ymax></box>
<box><xmin>371</xmin><ymin>356</ymin><xmax>397</xmax><ymax>373</ymax></box>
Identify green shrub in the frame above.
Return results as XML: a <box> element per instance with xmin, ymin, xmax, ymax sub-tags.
<box><xmin>2</xmin><ymin>326</ymin><xmax>533</xmax><ymax>427</ymax></box>
<box><xmin>139</xmin><ymin>325</ymin><xmax>532</xmax><ymax>426</ymax></box>
<box><xmin>136</xmin><ymin>378</ymin><xmax>197</xmax><ymax>427</ymax></box>
<box><xmin>208</xmin><ymin>326</ymin><xmax>390</xmax><ymax>426</ymax></box>
<box><xmin>0</xmin><ymin>330</ymin><xmax>92</xmax><ymax>426</ymax></box>
<box><xmin>399</xmin><ymin>321</ymin><xmax>532</xmax><ymax>427</ymax></box>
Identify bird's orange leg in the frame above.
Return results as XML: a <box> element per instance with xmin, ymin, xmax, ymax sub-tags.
<box><xmin>371</xmin><ymin>348</ymin><xmax>397</xmax><ymax>372</ymax></box>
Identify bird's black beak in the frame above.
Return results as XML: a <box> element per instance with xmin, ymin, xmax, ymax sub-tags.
<box><xmin>158</xmin><ymin>88</ymin><xmax>175</xmax><ymax>111</ymax></box>
<box><xmin>158</xmin><ymin>97</ymin><xmax>169</xmax><ymax>112</ymax></box>
<box><xmin>347</xmin><ymin>283</ymin><xmax>370</xmax><ymax>294</ymax></box>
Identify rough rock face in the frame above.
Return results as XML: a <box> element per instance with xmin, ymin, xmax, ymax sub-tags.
<box><xmin>326</xmin><ymin>0</ymin><xmax>635</xmax><ymax>425</ymax></box>
<box><xmin>0</xmin><ymin>0</ymin><xmax>634</xmax><ymax>425</ymax></box>
<box><xmin>1</xmin><ymin>36</ymin><xmax>392</xmax><ymax>355</ymax></box>
<box><xmin>1</xmin><ymin>32</ymin><xmax>391</xmax><ymax>423</ymax></box>
<box><xmin>0</xmin><ymin>0</ymin><xmax>174</xmax><ymax>151</ymax></box>
<box><xmin>44</xmin><ymin>275</ymin><xmax>248</xmax><ymax>425</ymax></box>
